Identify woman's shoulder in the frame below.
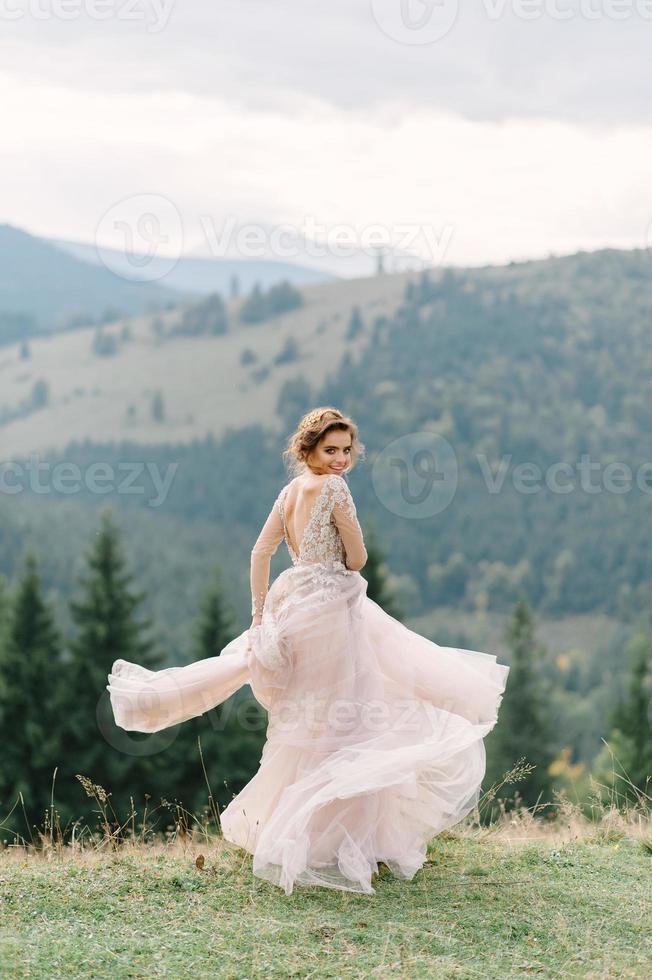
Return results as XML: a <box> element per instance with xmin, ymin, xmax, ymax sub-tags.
<box><xmin>284</xmin><ymin>472</ymin><xmax>348</xmax><ymax>492</ymax></box>
<box><xmin>322</xmin><ymin>474</ymin><xmax>354</xmax><ymax>505</ymax></box>
<box><xmin>313</xmin><ymin>473</ymin><xmax>349</xmax><ymax>492</ymax></box>
<box><xmin>282</xmin><ymin>473</ymin><xmax>342</xmax><ymax>498</ymax></box>
<box><xmin>290</xmin><ymin>472</ymin><xmax>333</xmax><ymax>489</ymax></box>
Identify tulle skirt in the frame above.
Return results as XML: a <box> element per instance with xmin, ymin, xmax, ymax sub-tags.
<box><xmin>107</xmin><ymin>560</ymin><xmax>509</xmax><ymax>895</ymax></box>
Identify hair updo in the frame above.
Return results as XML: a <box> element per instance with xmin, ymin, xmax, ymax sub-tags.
<box><xmin>282</xmin><ymin>406</ymin><xmax>365</xmax><ymax>478</ymax></box>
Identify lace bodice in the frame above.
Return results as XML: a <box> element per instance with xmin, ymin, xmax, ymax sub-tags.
<box><xmin>250</xmin><ymin>474</ymin><xmax>367</xmax><ymax>618</ymax></box>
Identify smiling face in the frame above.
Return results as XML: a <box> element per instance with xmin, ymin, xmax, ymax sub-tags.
<box><xmin>305</xmin><ymin>427</ymin><xmax>353</xmax><ymax>476</ymax></box>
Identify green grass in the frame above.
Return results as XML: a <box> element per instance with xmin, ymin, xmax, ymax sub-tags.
<box><xmin>1</xmin><ymin>827</ymin><xmax>649</xmax><ymax>978</ymax></box>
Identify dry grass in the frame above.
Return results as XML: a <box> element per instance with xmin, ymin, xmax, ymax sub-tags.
<box><xmin>1</xmin><ymin>761</ymin><xmax>650</xmax><ymax>977</ymax></box>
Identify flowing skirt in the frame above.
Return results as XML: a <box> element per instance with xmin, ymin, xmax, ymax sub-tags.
<box><xmin>107</xmin><ymin>560</ymin><xmax>509</xmax><ymax>895</ymax></box>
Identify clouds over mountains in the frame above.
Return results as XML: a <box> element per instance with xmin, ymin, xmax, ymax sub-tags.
<box><xmin>2</xmin><ymin>1</ymin><xmax>650</xmax><ymax>267</ymax></box>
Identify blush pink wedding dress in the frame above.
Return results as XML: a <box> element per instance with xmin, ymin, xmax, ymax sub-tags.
<box><xmin>107</xmin><ymin>472</ymin><xmax>509</xmax><ymax>896</ymax></box>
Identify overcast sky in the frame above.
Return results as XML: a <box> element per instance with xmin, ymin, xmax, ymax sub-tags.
<box><xmin>2</xmin><ymin>0</ymin><xmax>652</xmax><ymax>273</ymax></box>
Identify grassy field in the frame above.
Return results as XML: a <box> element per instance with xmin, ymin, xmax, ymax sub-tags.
<box><xmin>1</xmin><ymin>804</ymin><xmax>649</xmax><ymax>978</ymax></box>
<box><xmin>0</xmin><ymin>269</ymin><xmax>411</xmax><ymax>458</ymax></box>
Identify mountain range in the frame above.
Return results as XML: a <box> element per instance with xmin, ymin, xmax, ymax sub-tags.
<box><xmin>0</xmin><ymin>224</ymin><xmax>183</xmax><ymax>336</ymax></box>
<box><xmin>0</xmin><ymin>223</ymin><xmax>340</xmax><ymax>345</ymax></box>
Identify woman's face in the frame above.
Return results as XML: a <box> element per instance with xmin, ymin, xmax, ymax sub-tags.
<box><xmin>306</xmin><ymin>428</ymin><xmax>353</xmax><ymax>475</ymax></box>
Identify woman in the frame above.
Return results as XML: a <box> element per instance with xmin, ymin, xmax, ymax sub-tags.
<box><xmin>107</xmin><ymin>407</ymin><xmax>510</xmax><ymax>895</ymax></box>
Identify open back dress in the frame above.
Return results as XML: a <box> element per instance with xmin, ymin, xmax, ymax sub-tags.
<box><xmin>107</xmin><ymin>472</ymin><xmax>510</xmax><ymax>895</ymax></box>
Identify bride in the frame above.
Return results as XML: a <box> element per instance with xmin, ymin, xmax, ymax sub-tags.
<box><xmin>107</xmin><ymin>407</ymin><xmax>510</xmax><ymax>895</ymax></box>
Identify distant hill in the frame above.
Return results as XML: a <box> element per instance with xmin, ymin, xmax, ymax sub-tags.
<box><xmin>0</xmin><ymin>224</ymin><xmax>185</xmax><ymax>338</ymax></box>
<box><xmin>49</xmin><ymin>237</ymin><xmax>338</xmax><ymax>296</ymax></box>
<box><xmin>0</xmin><ymin>268</ymin><xmax>408</xmax><ymax>455</ymax></box>
<box><xmin>311</xmin><ymin>246</ymin><xmax>652</xmax><ymax>619</ymax></box>
<box><xmin>2</xmin><ymin>246</ymin><xmax>651</xmax><ymax>625</ymax></box>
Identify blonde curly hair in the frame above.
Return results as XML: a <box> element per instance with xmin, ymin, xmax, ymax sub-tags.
<box><xmin>282</xmin><ymin>406</ymin><xmax>365</xmax><ymax>478</ymax></box>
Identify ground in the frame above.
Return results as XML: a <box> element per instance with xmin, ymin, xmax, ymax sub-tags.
<box><xmin>1</xmin><ymin>821</ymin><xmax>649</xmax><ymax>978</ymax></box>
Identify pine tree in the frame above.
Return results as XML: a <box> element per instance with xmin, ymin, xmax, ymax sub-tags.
<box><xmin>58</xmin><ymin>508</ymin><xmax>167</xmax><ymax>820</ymax></box>
<box><xmin>346</xmin><ymin>306</ymin><xmax>364</xmax><ymax>341</ymax></box>
<box><xmin>361</xmin><ymin>526</ymin><xmax>404</xmax><ymax>620</ymax></box>
<box><xmin>601</xmin><ymin>628</ymin><xmax>651</xmax><ymax>799</ymax></box>
<box><xmin>151</xmin><ymin>390</ymin><xmax>165</xmax><ymax>422</ymax></box>
<box><xmin>0</xmin><ymin>553</ymin><xmax>64</xmax><ymax>827</ymax></box>
<box><xmin>483</xmin><ymin>597</ymin><xmax>556</xmax><ymax>812</ymax></box>
<box><xmin>239</xmin><ymin>282</ymin><xmax>266</xmax><ymax>324</ymax></box>
<box><xmin>192</xmin><ymin>569</ymin><xmax>237</xmax><ymax>662</ymax></box>
<box><xmin>0</xmin><ymin>575</ymin><xmax>11</xmax><ymax>713</ymax></box>
<box><xmin>0</xmin><ymin>574</ymin><xmax>9</xmax><ymax>644</ymax></box>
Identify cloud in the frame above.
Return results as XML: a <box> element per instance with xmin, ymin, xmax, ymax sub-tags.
<box><xmin>1</xmin><ymin>1</ymin><xmax>649</xmax><ymax>268</ymax></box>
<box><xmin>1</xmin><ymin>68</ymin><xmax>651</xmax><ymax>270</ymax></box>
<box><xmin>1</xmin><ymin>0</ymin><xmax>651</xmax><ymax>123</ymax></box>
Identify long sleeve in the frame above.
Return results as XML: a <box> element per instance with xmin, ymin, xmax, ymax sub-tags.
<box><xmin>250</xmin><ymin>495</ymin><xmax>285</xmax><ymax>618</ymax></box>
<box><xmin>331</xmin><ymin>479</ymin><xmax>367</xmax><ymax>572</ymax></box>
